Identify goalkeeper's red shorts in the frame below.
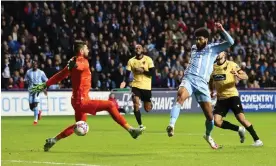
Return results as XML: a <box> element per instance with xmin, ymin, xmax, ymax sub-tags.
<box><xmin>71</xmin><ymin>99</ymin><xmax>113</xmax><ymax>122</ymax></box>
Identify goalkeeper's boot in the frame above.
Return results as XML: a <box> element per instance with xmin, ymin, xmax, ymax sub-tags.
<box><xmin>252</xmin><ymin>140</ymin><xmax>263</xmax><ymax>147</ymax></box>
<box><xmin>166</xmin><ymin>125</ymin><xmax>174</xmax><ymax>137</ymax></box>
<box><xmin>238</xmin><ymin>127</ymin><xmax>246</xmax><ymax>143</ymax></box>
<box><xmin>44</xmin><ymin>138</ymin><xmax>57</xmax><ymax>152</ymax></box>
<box><xmin>129</xmin><ymin>128</ymin><xmax>143</xmax><ymax>139</ymax></box>
<box><xmin>203</xmin><ymin>135</ymin><xmax>221</xmax><ymax>150</ymax></box>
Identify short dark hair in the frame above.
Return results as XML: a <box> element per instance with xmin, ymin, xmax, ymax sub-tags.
<box><xmin>194</xmin><ymin>27</ymin><xmax>209</xmax><ymax>39</ymax></box>
<box><xmin>73</xmin><ymin>40</ymin><xmax>86</xmax><ymax>54</ymax></box>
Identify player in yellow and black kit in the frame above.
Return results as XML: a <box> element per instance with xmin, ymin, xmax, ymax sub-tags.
<box><xmin>210</xmin><ymin>51</ymin><xmax>263</xmax><ymax>146</ymax></box>
<box><xmin>120</xmin><ymin>44</ymin><xmax>154</xmax><ymax>130</ymax></box>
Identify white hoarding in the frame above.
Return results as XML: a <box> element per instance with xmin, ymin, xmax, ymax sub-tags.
<box><xmin>1</xmin><ymin>91</ymin><xmax>110</xmax><ymax>116</ymax></box>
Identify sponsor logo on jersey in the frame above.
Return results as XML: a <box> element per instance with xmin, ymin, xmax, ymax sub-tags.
<box><xmin>213</xmin><ymin>74</ymin><xmax>226</xmax><ymax>81</ymax></box>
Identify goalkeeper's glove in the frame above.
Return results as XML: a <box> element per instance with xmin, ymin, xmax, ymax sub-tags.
<box><xmin>30</xmin><ymin>83</ymin><xmax>47</xmax><ymax>94</ymax></box>
<box><xmin>67</xmin><ymin>56</ymin><xmax>78</xmax><ymax>71</ymax></box>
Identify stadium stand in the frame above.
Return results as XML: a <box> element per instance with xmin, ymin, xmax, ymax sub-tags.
<box><xmin>1</xmin><ymin>1</ymin><xmax>276</xmax><ymax>90</ymax></box>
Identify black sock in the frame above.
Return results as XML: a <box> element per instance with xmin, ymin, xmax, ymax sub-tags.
<box><xmin>134</xmin><ymin>110</ymin><xmax>142</xmax><ymax>126</ymax></box>
<box><xmin>118</xmin><ymin>108</ymin><xmax>126</xmax><ymax>113</ymax></box>
<box><xmin>246</xmin><ymin>125</ymin><xmax>259</xmax><ymax>141</ymax></box>
<box><xmin>221</xmin><ymin>120</ymin><xmax>239</xmax><ymax>131</ymax></box>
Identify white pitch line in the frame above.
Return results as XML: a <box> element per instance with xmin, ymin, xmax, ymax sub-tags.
<box><xmin>2</xmin><ymin>160</ymin><xmax>101</xmax><ymax>166</ymax></box>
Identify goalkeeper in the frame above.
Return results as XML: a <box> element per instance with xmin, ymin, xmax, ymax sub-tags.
<box><xmin>31</xmin><ymin>41</ymin><xmax>143</xmax><ymax>152</ymax></box>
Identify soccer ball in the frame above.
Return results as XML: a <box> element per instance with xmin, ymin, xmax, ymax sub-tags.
<box><xmin>74</xmin><ymin>121</ymin><xmax>89</xmax><ymax>136</ymax></box>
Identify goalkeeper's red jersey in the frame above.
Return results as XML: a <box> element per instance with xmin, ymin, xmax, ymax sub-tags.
<box><xmin>46</xmin><ymin>55</ymin><xmax>91</xmax><ymax>103</ymax></box>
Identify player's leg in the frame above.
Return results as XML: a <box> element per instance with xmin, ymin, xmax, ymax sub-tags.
<box><xmin>213</xmin><ymin>99</ymin><xmax>242</xmax><ymax>131</ymax></box>
<box><xmin>131</xmin><ymin>87</ymin><xmax>143</xmax><ymax>127</ymax></box>
<box><xmin>214</xmin><ymin>113</ymin><xmax>246</xmax><ymax>143</ymax></box>
<box><xmin>33</xmin><ymin>102</ymin><xmax>39</xmax><ymax>123</ymax></box>
<box><xmin>142</xmin><ymin>89</ymin><xmax>152</xmax><ymax>113</ymax></box>
<box><xmin>139</xmin><ymin>89</ymin><xmax>152</xmax><ymax>130</ymax></box>
<box><xmin>196</xmin><ymin>89</ymin><xmax>220</xmax><ymax>149</ymax></box>
<box><xmin>231</xmin><ymin>97</ymin><xmax>263</xmax><ymax>146</ymax></box>
<box><xmin>198</xmin><ymin>101</ymin><xmax>219</xmax><ymax>149</ymax></box>
<box><xmin>143</xmin><ymin>101</ymin><xmax>152</xmax><ymax>112</ymax></box>
<box><xmin>56</xmin><ymin>111</ymin><xmax>87</xmax><ymax>141</ymax></box>
<box><xmin>34</xmin><ymin>93</ymin><xmax>42</xmax><ymax>121</ymax></box>
<box><xmin>38</xmin><ymin>109</ymin><xmax>42</xmax><ymax>120</ymax></box>
<box><xmin>81</xmin><ymin>100</ymin><xmax>143</xmax><ymax>139</ymax></box>
<box><xmin>198</xmin><ymin>101</ymin><xmax>214</xmax><ymax>136</ymax></box>
<box><xmin>235</xmin><ymin>113</ymin><xmax>263</xmax><ymax>146</ymax></box>
<box><xmin>139</xmin><ymin>101</ymin><xmax>151</xmax><ymax>131</ymax></box>
<box><xmin>166</xmin><ymin>79</ymin><xmax>192</xmax><ymax>137</ymax></box>
<box><xmin>214</xmin><ymin>98</ymin><xmax>245</xmax><ymax>143</ymax></box>
<box><xmin>214</xmin><ymin>114</ymin><xmax>242</xmax><ymax>133</ymax></box>
<box><xmin>29</xmin><ymin>93</ymin><xmax>40</xmax><ymax>125</ymax></box>
<box><xmin>44</xmin><ymin>110</ymin><xmax>87</xmax><ymax>152</ymax></box>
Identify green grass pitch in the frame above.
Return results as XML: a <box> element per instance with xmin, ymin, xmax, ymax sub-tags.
<box><xmin>2</xmin><ymin>113</ymin><xmax>276</xmax><ymax>166</ymax></box>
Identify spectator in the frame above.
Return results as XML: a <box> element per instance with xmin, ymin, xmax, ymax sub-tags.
<box><xmin>172</xmin><ymin>60</ymin><xmax>184</xmax><ymax>72</ymax></box>
<box><xmin>94</xmin><ymin>55</ymin><xmax>103</xmax><ymax>73</ymax></box>
<box><xmin>91</xmin><ymin>66</ymin><xmax>100</xmax><ymax>90</ymax></box>
<box><xmin>99</xmin><ymin>73</ymin><xmax>111</xmax><ymax>91</ymax></box>
<box><xmin>259</xmin><ymin>62</ymin><xmax>269</xmax><ymax>76</ymax></box>
<box><xmin>44</xmin><ymin>45</ymin><xmax>53</xmax><ymax>58</ymax></box>
<box><xmin>2</xmin><ymin>58</ymin><xmax>11</xmax><ymax>88</ymax></box>
<box><xmin>233</xmin><ymin>41</ymin><xmax>246</xmax><ymax>56</ymax></box>
<box><xmin>159</xmin><ymin>47</ymin><xmax>168</xmax><ymax>57</ymax></box>
<box><xmin>17</xmin><ymin>77</ymin><xmax>25</xmax><ymax>89</ymax></box>
<box><xmin>1</xmin><ymin>1</ymin><xmax>276</xmax><ymax>90</ymax></box>
<box><xmin>29</xmin><ymin>36</ymin><xmax>41</xmax><ymax>55</ymax></box>
<box><xmin>165</xmin><ymin>57</ymin><xmax>172</xmax><ymax>69</ymax></box>
<box><xmin>155</xmin><ymin>56</ymin><xmax>166</xmax><ymax>72</ymax></box>
<box><xmin>176</xmin><ymin>70</ymin><xmax>184</xmax><ymax>86</ymax></box>
<box><xmin>113</xmin><ymin>67</ymin><xmax>125</xmax><ymax>88</ymax></box>
<box><xmin>166</xmin><ymin>72</ymin><xmax>177</xmax><ymax>89</ymax></box>
<box><xmin>8</xmin><ymin>35</ymin><xmax>20</xmax><ymax>53</ymax></box>
<box><xmin>168</xmin><ymin>13</ymin><xmax>178</xmax><ymax>30</ymax></box>
<box><xmin>259</xmin><ymin>75</ymin><xmax>269</xmax><ymax>88</ymax></box>
<box><xmin>13</xmin><ymin>70</ymin><xmax>20</xmax><ymax>83</ymax></box>
<box><xmin>44</xmin><ymin>59</ymin><xmax>57</xmax><ymax>78</ymax></box>
<box><xmin>269</xmin><ymin>61</ymin><xmax>276</xmax><ymax>76</ymax></box>
<box><xmin>267</xmin><ymin>76</ymin><xmax>276</xmax><ymax>87</ymax></box>
<box><xmin>6</xmin><ymin>77</ymin><xmax>18</xmax><ymax>89</ymax></box>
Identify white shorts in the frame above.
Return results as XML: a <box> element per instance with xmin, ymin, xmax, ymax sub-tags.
<box><xmin>29</xmin><ymin>92</ymin><xmax>40</xmax><ymax>104</ymax></box>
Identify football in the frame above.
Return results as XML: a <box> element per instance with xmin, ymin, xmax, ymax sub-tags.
<box><xmin>74</xmin><ymin>121</ymin><xmax>89</xmax><ymax>136</ymax></box>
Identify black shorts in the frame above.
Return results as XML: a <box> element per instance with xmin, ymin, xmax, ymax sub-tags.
<box><xmin>131</xmin><ymin>87</ymin><xmax>152</xmax><ymax>102</ymax></box>
<box><xmin>213</xmin><ymin>96</ymin><xmax>244</xmax><ymax>117</ymax></box>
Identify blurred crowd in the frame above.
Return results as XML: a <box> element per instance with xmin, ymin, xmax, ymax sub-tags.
<box><xmin>2</xmin><ymin>1</ymin><xmax>276</xmax><ymax>90</ymax></box>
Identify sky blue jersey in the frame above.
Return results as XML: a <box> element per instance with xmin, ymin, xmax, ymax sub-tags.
<box><xmin>184</xmin><ymin>30</ymin><xmax>234</xmax><ymax>83</ymax></box>
<box><xmin>24</xmin><ymin>69</ymin><xmax>48</xmax><ymax>91</ymax></box>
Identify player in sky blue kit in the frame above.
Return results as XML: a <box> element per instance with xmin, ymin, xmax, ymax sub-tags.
<box><xmin>166</xmin><ymin>23</ymin><xmax>234</xmax><ymax>149</ymax></box>
<box><xmin>24</xmin><ymin>61</ymin><xmax>48</xmax><ymax>125</ymax></box>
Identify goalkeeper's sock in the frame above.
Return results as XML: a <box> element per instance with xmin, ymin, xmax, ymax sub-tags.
<box><xmin>169</xmin><ymin>102</ymin><xmax>181</xmax><ymax>127</ymax></box>
<box><xmin>55</xmin><ymin>125</ymin><xmax>74</xmax><ymax>141</ymax></box>
<box><xmin>106</xmin><ymin>104</ymin><xmax>129</xmax><ymax>130</ymax></box>
<box><xmin>205</xmin><ymin>119</ymin><xmax>214</xmax><ymax>136</ymax></box>
<box><xmin>33</xmin><ymin>106</ymin><xmax>39</xmax><ymax>122</ymax></box>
